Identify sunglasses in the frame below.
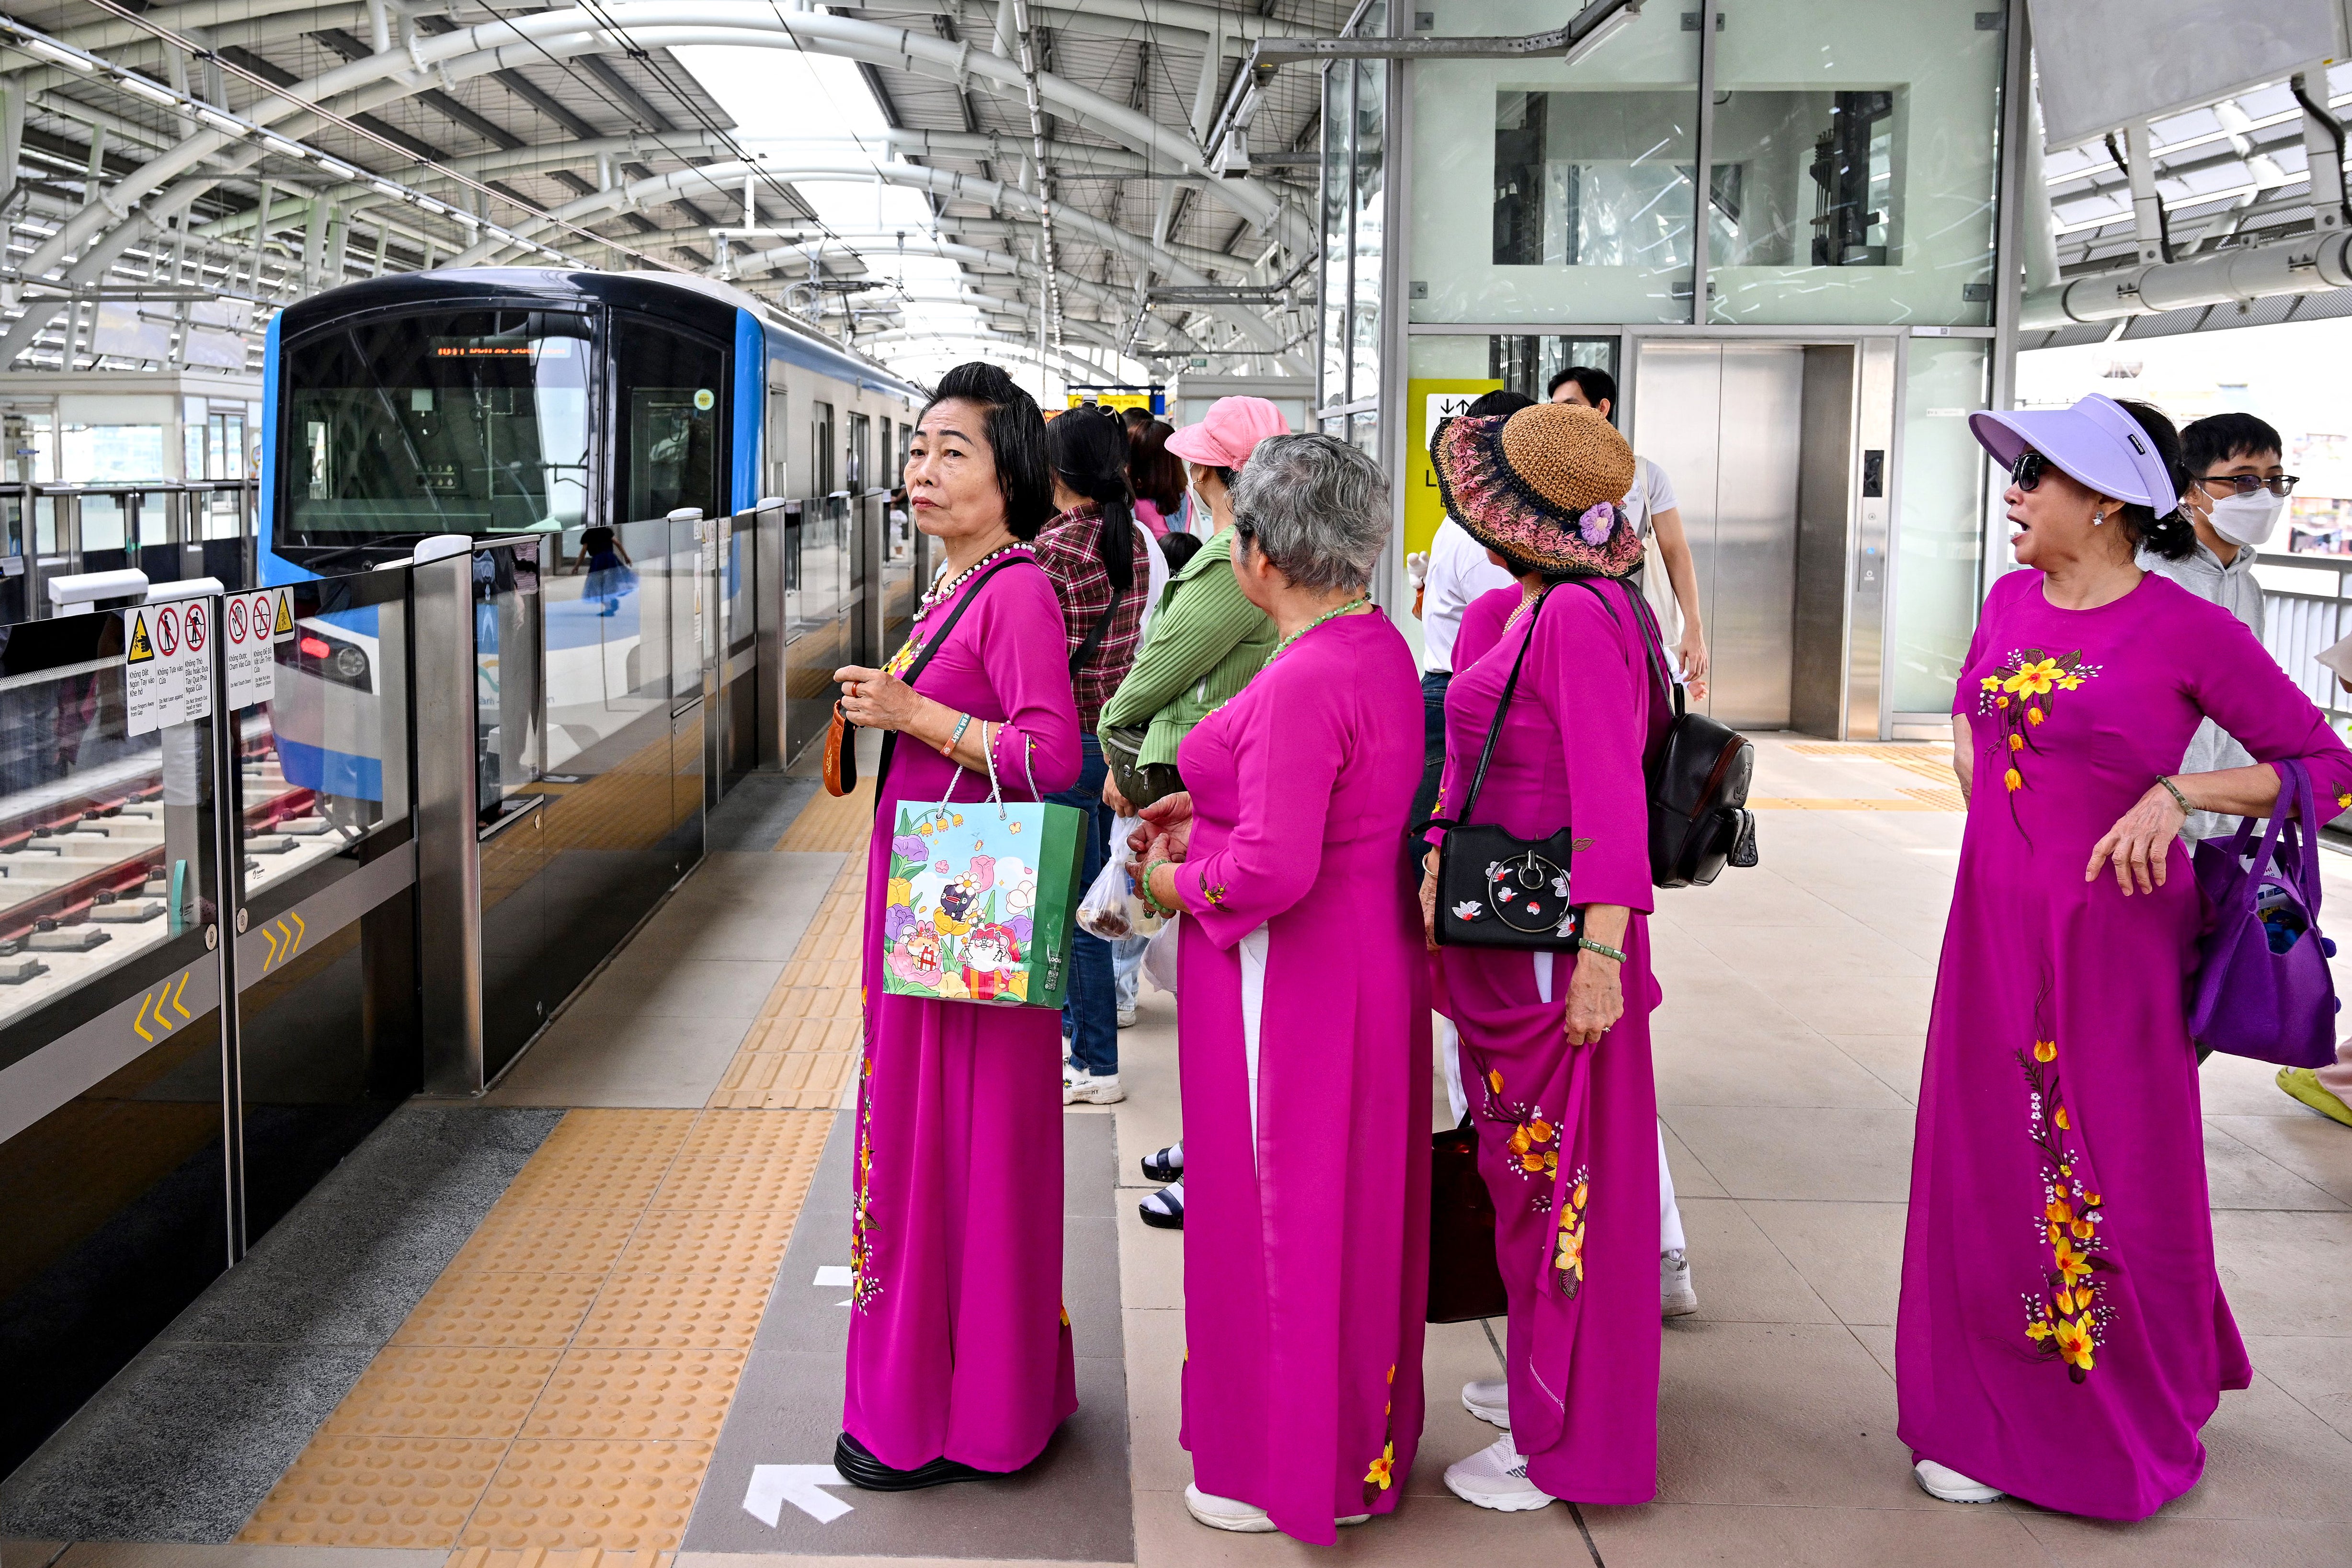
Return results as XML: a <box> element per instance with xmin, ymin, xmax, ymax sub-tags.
<box><xmin>2189</xmin><ymin>473</ymin><xmax>2299</xmax><ymax>498</ymax></box>
<box><xmin>2009</xmin><ymin>450</ymin><xmax>2051</xmax><ymax>491</ymax></box>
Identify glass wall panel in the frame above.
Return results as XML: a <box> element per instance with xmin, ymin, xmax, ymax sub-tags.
<box><xmin>1488</xmin><ymin>336</ymin><xmax>1621</xmax><ymax>403</ymax></box>
<box><xmin>1320</xmin><ymin>59</ymin><xmax>1353</xmax><ymax>408</ymax></box>
<box><xmin>1413</xmin><ymin>1</ymin><xmax>1699</xmax><ymax>325</ymax></box>
<box><xmin>1709</xmin><ymin>0</ymin><xmax>2000</xmax><ymax>325</ymax></box>
<box><xmin>1348</xmin><ymin>50</ymin><xmax>1386</xmax><ymax>407</ymax></box>
<box><xmin>1893</xmin><ymin>340</ymin><xmax>1989</xmax><ymax>712</ymax></box>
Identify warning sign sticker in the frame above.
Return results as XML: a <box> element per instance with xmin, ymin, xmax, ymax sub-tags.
<box><xmin>226</xmin><ymin>587</ymin><xmax>285</xmax><ymax>710</ymax></box>
<box><xmin>125</xmin><ymin>602</ymin><xmax>214</xmax><ymax>737</ymax></box>
<box><xmin>273</xmin><ymin>592</ymin><xmax>295</xmax><ymax>639</ymax></box>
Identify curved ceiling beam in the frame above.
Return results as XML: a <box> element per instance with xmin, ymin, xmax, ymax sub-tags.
<box><xmin>447</xmin><ymin>159</ymin><xmax>1297</xmax><ymax>368</ymax></box>
<box><xmin>856</xmin><ymin>327</ymin><xmax>1107</xmax><ymax>383</ymax></box>
<box><xmin>3</xmin><ymin>5</ymin><xmax>1306</xmax><ymax>361</ymax></box>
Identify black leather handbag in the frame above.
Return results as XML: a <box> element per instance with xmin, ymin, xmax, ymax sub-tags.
<box><xmin>1427</xmin><ymin>585</ymin><xmax>1586</xmax><ymax>952</ymax></box>
<box><xmin>1576</xmin><ymin>581</ymin><xmax>1759</xmax><ymax>888</ymax></box>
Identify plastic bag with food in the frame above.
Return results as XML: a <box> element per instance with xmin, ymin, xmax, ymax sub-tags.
<box><xmin>1076</xmin><ymin>814</ymin><xmax>1164</xmax><ymax>940</ymax></box>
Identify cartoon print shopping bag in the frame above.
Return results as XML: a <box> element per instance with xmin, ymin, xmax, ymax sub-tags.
<box><xmin>879</xmin><ymin>789</ymin><xmax>1087</xmax><ymax>1009</ymax></box>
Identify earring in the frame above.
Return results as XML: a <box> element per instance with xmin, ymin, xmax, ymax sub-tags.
<box><xmin>2092</xmin><ymin>511</ymin><xmax>2105</xmax><ymax>526</ymax></box>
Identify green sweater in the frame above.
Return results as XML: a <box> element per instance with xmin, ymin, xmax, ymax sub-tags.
<box><xmin>1097</xmin><ymin>525</ymin><xmax>1277</xmax><ymax>767</ymax></box>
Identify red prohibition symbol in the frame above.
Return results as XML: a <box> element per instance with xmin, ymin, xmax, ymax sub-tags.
<box><xmin>155</xmin><ymin>606</ymin><xmax>179</xmax><ymax>657</ymax></box>
<box><xmin>228</xmin><ymin>597</ymin><xmax>247</xmax><ymax>642</ymax></box>
<box><xmin>184</xmin><ymin>604</ymin><xmax>207</xmax><ymax>653</ymax></box>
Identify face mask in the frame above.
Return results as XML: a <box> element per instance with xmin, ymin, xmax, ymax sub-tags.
<box><xmin>2208</xmin><ymin>489</ymin><xmax>2283</xmax><ymax>548</ymax></box>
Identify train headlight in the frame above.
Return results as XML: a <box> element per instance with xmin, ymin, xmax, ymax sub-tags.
<box><xmin>333</xmin><ymin>646</ymin><xmax>369</xmax><ymax>682</ymax></box>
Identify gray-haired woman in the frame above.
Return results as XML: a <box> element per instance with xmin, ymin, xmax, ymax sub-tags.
<box><xmin>1129</xmin><ymin>433</ymin><xmax>1431</xmax><ymax>1540</ymax></box>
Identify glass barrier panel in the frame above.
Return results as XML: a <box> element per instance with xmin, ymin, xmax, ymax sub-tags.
<box><xmin>1414</xmin><ymin>0</ymin><xmax>1701</xmax><ymax>325</ymax></box>
<box><xmin>474</xmin><ymin>542</ymin><xmax>544</xmax><ymax>827</ymax></box>
<box><xmin>1892</xmin><ymin>340</ymin><xmax>1990</xmax><ymax>713</ymax></box>
<box><xmin>81</xmin><ymin>493</ymin><xmax>128</xmax><ymax>569</ymax></box>
<box><xmin>231</xmin><ymin>566</ymin><xmax>418</xmax><ymax>1237</ymax></box>
<box><xmin>668</xmin><ymin>511</ymin><xmax>706</xmax><ymax>708</ymax></box>
<box><xmin>724</xmin><ymin>511</ymin><xmax>755</xmax><ymax>667</ymax></box>
<box><xmin>0</xmin><ymin>608</ymin><xmax>220</xmax><ymax>1033</ymax></box>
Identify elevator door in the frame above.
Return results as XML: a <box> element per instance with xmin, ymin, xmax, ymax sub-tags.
<box><xmin>1632</xmin><ymin>343</ymin><xmax>1804</xmax><ymax>729</ymax></box>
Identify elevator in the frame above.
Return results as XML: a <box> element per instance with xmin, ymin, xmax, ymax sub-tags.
<box><xmin>1629</xmin><ymin>338</ymin><xmax>1895</xmax><ymax>738</ymax></box>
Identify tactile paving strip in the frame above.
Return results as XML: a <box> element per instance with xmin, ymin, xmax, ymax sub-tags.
<box><xmin>774</xmin><ymin>775</ymin><xmax>877</xmax><ymax>852</ymax></box>
<box><xmin>241</xmin><ymin>788</ymin><xmax>865</xmax><ymax>1550</ymax></box>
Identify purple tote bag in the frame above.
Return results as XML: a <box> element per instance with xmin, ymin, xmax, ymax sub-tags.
<box><xmin>2189</xmin><ymin>759</ymin><xmax>2340</xmax><ymax>1068</ymax></box>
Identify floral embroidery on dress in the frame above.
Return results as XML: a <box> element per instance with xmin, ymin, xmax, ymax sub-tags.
<box><xmin>1201</xmin><ymin>880</ymin><xmax>1229</xmax><ymax>908</ymax></box>
<box><xmin>1470</xmin><ymin>1057</ymin><xmax>1560</xmax><ymax>1213</ymax></box>
<box><xmin>849</xmin><ymin>1052</ymin><xmax>883</xmax><ymax>1312</ymax></box>
<box><xmin>881</xmin><ymin>633</ymin><xmax>924</xmax><ymax>680</ymax></box>
<box><xmin>2017</xmin><ymin>1020</ymin><xmax>2110</xmax><ymax>1381</ymax></box>
<box><xmin>1976</xmin><ymin>647</ymin><xmax>2100</xmax><ymax>796</ymax></box>
<box><xmin>1361</xmin><ymin>1364</ymin><xmax>1399</xmax><ymax>1504</ymax></box>
<box><xmin>1553</xmin><ymin>1166</ymin><xmax>1592</xmax><ymax>1298</ymax></box>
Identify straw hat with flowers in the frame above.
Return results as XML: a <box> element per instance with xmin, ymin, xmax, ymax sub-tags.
<box><xmin>1431</xmin><ymin>403</ymin><xmax>1642</xmax><ymax>579</ymax></box>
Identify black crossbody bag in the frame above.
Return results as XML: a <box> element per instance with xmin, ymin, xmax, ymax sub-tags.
<box><xmin>1425</xmin><ymin>584</ymin><xmax>1587</xmax><ymax>951</ymax></box>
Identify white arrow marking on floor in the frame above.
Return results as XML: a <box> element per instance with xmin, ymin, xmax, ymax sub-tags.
<box><xmin>812</xmin><ymin>1265</ymin><xmax>852</xmax><ymax>1286</ymax></box>
<box><xmin>744</xmin><ymin>1464</ymin><xmax>854</xmax><ymax>1525</ymax></box>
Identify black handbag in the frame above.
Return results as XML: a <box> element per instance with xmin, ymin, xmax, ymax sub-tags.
<box><xmin>1427</xmin><ymin>584</ymin><xmax>1587</xmax><ymax>951</ymax></box>
<box><xmin>1573</xmin><ymin>581</ymin><xmax>1758</xmax><ymax>887</ymax></box>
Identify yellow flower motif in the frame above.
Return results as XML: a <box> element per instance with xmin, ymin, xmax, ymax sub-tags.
<box><xmin>2028</xmin><ymin>705</ymin><xmax>2046</xmax><ymax>726</ymax></box>
<box><xmin>1554</xmin><ymin>1220</ymin><xmax>1585</xmax><ymax>1281</ymax></box>
<box><xmin>1980</xmin><ymin>675</ymin><xmax>2001</xmax><ymax>691</ymax></box>
<box><xmin>1572</xmin><ymin>1180</ymin><xmax>1590</xmax><ymax>1211</ymax></box>
<box><xmin>1528</xmin><ymin>1118</ymin><xmax>1555</xmax><ymax>1144</ymax></box>
<box><xmin>1364</xmin><ymin>1442</ymin><xmax>1395</xmax><ymax>1491</ymax></box>
<box><xmin>2034</xmin><ymin>1039</ymin><xmax>2057</xmax><ymax>1063</ymax></box>
<box><xmin>2003</xmin><ymin>658</ymin><xmax>2063</xmax><ymax>698</ymax></box>
<box><xmin>2005</xmin><ymin>767</ymin><xmax>2023</xmax><ymax>791</ymax></box>
<box><xmin>1487</xmin><ymin>1068</ymin><xmax>1505</xmax><ymax>1095</ymax></box>
<box><xmin>2053</xmin><ymin>1237</ymin><xmax>2093</xmax><ymax>1285</ymax></box>
<box><xmin>2071</xmin><ymin>1216</ymin><xmax>2095</xmax><ymax>1240</ymax></box>
<box><xmin>2046</xmin><ymin>1196</ymin><xmax>2074</xmax><ymax>1225</ymax></box>
<box><xmin>2339</xmin><ymin>791</ymin><xmax>2352</xmax><ymax>811</ymax></box>
<box><xmin>888</xmin><ymin>876</ymin><xmax>913</xmax><ymax>906</ymax></box>
<box><xmin>1997</xmin><ymin>695</ymin><xmax>2011</xmax><ymax>709</ymax></box>
<box><xmin>2026</xmin><ymin>1319</ymin><xmax>2054</xmax><ymax>1342</ymax></box>
<box><xmin>2009</xmin><ymin>733</ymin><xmax>2024</xmax><ymax>752</ymax></box>
<box><xmin>2055</xmin><ymin>1105</ymin><xmax>2071</xmax><ymax>1131</ymax></box>
<box><xmin>2054</xmin><ymin>1286</ymin><xmax>2078</xmax><ymax>1315</ymax></box>
<box><xmin>2055</xmin><ymin>672</ymin><xmax>2085</xmax><ymax>692</ymax></box>
<box><xmin>2055</xmin><ymin>1314</ymin><xmax>2096</xmax><ymax>1371</ymax></box>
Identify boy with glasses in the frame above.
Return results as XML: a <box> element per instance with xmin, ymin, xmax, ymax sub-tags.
<box><xmin>2140</xmin><ymin>411</ymin><xmax>2294</xmax><ymax>841</ymax></box>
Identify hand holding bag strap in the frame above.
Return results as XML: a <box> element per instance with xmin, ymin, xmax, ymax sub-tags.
<box><xmin>2240</xmin><ymin>762</ymin><xmax>2297</xmax><ymax>912</ymax></box>
<box><xmin>872</xmin><ymin>556</ymin><xmax>1034</xmax><ymax>816</ymax></box>
<box><xmin>1435</xmin><ymin>583</ymin><xmax>1557</xmax><ymax>829</ymax></box>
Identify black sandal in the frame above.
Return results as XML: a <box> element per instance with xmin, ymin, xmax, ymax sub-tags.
<box><xmin>834</xmin><ymin>1431</ymin><xmax>1005</xmax><ymax>1491</ymax></box>
<box><xmin>1138</xmin><ymin>1180</ymin><xmax>1184</xmax><ymax>1230</ymax></box>
<box><xmin>1140</xmin><ymin>1143</ymin><xmax>1183</xmax><ymax>1184</ymax></box>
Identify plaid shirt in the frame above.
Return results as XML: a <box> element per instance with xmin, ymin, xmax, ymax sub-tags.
<box><xmin>1033</xmin><ymin>502</ymin><xmax>1152</xmax><ymax>728</ymax></box>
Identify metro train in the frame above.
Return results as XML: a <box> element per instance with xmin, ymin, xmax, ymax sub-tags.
<box><xmin>258</xmin><ymin>269</ymin><xmax>927</xmax><ymax>806</ymax></box>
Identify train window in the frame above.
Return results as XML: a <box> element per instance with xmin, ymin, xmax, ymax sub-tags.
<box><xmin>811</xmin><ymin>402</ymin><xmax>835</xmax><ymax>496</ymax></box>
<box><xmin>612</xmin><ymin>317</ymin><xmax>724</xmax><ymax>524</ymax></box>
<box><xmin>846</xmin><ymin>412</ymin><xmax>870</xmax><ymax>493</ymax></box>
<box><xmin>281</xmin><ymin>308</ymin><xmax>591</xmax><ymax>545</ymax></box>
<box><xmin>765</xmin><ymin>361</ymin><xmax>789</xmax><ymax>498</ymax></box>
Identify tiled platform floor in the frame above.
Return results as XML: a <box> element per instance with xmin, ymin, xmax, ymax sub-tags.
<box><xmin>9</xmin><ymin>736</ymin><xmax>2352</xmax><ymax>1568</ymax></box>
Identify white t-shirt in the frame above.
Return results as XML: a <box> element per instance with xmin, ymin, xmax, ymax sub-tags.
<box><xmin>1421</xmin><ymin>516</ymin><xmax>1517</xmax><ymax>674</ymax></box>
<box><xmin>1624</xmin><ymin>457</ymin><xmax>1684</xmax><ymax>650</ymax></box>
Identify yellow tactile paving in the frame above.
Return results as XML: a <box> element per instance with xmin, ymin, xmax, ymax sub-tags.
<box><xmin>391</xmin><ymin>1273</ymin><xmax>609</xmax><ymax>1350</ymax></box>
<box><xmin>464</xmin><ymin>1440</ymin><xmax>711</xmax><ymax>1550</ymax></box>
<box><xmin>318</xmin><ymin>1347</ymin><xmax>566</xmax><ymax>1440</ymax></box>
<box><xmin>774</xmin><ymin>775</ymin><xmax>877</xmax><ymax>852</ymax></box>
<box><xmin>451</xmin><ymin>1210</ymin><xmax>640</xmax><ymax>1276</ymax></box>
<box><xmin>243</xmin><ymin>1434</ymin><xmax>510</xmax><ymax>1548</ymax></box>
<box><xmin>450</xmin><ymin>1548</ymin><xmax>674</xmax><ymax>1568</ymax></box>
<box><xmin>520</xmin><ymin>1348</ymin><xmax>747</xmax><ymax>1444</ymax></box>
<box><xmin>615</xmin><ymin>1210</ymin><xmax>799</xmax><ymax>1276</ymax></box>
<box><xmin>573</xmin><ymin>1274</ymin><xmax>774</xmax><ymax>1351</ymax></box>
<box><xmin>243</xmin><ymin>786</ymin><xmax>869</xmax><ymax>1551</ymax></box>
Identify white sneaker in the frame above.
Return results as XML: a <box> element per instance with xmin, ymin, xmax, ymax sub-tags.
<box><xmin>1062</xmin><ymin>1063</ymin><xmax>1126</xmax><ymax>1105</ymax></box>
<box><xmin>1117</xmin><ymin>1006</ymin><xmax>1139</xmax><ymax>1028</ymax></box>
<box><xmin>1913</xmin><ymin>1459</ymin><xmax>2006</xmax><ymax>1503</ymax></box>
<box><xmin>1661</xmin><ymin>1249</ymin><xmax>1698</xmax><ymax>1317</ymax></box>
<box><xmin>1444</xmin><ymin>1433</ymin><xmax>1555</xmax><ymax>1512</ymax></box>
<box><xmin>1462</xmin><ymin>1377</ymin><xmax>1510</xmax><ymax>1429</ymax></box>
<box><xmin>1184</xmin><ymin>1483</ymin><xmax>1275</xmax><ymax>1533</ymax></box>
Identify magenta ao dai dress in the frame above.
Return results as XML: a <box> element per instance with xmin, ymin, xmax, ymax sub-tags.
<box><xmin>1900</xmin><ymin>568</ymin><xmax>2352</xmax><ymax>1518</ymax></box>
<box><xmin>1429</xmin><ymin>580</ymin><xmax>1668</xmax><ymax>1505</ymax></box>
<box><xmin>1166</xmin><ymin>610</ymin><xmax>1431</xmax><ymax>1545</ymax></box>
<box><xmin>846</xmin><ymin>551</ymin><xmax>1083</xmax><ymax>1473</ymax></box>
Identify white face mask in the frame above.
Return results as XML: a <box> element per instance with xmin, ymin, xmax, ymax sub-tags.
<box><xmin>2208</xmin><ymin>488</ymin><xmax>2283</xmax><ymax>548</ymax></box>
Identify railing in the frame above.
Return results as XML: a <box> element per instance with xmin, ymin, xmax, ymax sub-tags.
<box><xmin>2255</xmin><ymin>548</ymin><xmax>2352</xmax><ymax>725</ymax></box>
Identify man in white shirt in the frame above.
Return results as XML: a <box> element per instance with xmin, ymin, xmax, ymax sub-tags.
<box><xmin>1549</xmin><ymin>366</ymin><xmax>1710</xmax><ymax>698</ymax></box>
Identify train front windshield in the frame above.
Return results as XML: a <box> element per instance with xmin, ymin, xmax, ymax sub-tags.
<box><xmin>281</xmin><ymin>309</ymin><xmax>591</xmax><ymax>546</ymax></box>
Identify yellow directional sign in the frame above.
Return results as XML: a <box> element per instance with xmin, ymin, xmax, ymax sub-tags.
<box><xmin>131</xmin><ymin>969</ymin><xmax>193</xmax><ymax>1043</ymax></box>
<box><xmin>259</xmin><ymin>910</ymin><xmax>306</xmax><ymax>971</ymax></box>
<box><xmin>126</xmin><ymin>612</ymin><xmax>155</xmax><ymax>663</ymax></box>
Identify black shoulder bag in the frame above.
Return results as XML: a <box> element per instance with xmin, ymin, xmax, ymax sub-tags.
<box><xmin>1426</xmin><ymin>585</ymin><xmax>1586</xmax><ymax>950</ymax></box>
<box><xmin>1575</xmin><ymin>580</ymin><xmax>1759</xmax><ymax>887</ymax></box>
<box><xmin>830</xmin><ymin>556</ymin><xmax>1032</xmax><ymax>807</ymax></box>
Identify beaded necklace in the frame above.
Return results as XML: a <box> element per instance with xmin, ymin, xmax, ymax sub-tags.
<box><xmin>1269</xmin><ymin>595</ymin><xmax>1371</xmax><ymax>662</ymax></box>
<box><xmin>915</xmin><ymin>540</ymin><xmax>1028</xmax><ymax>622</ymax></box>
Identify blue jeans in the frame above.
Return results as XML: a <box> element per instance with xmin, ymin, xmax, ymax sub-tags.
<box><xmin>1050</xmin><ymin>732</ymin><xmax>1118</xmax><ymax>1075</ymax></box>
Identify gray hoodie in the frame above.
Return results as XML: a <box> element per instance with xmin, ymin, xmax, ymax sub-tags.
<box><xmin>2137</xmin><ymin>538</ymin><xmax>2263</xmax><ymax>841</ymax></box>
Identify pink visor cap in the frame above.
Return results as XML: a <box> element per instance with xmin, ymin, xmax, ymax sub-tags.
<box><xmin>1968</xmin><ymin>393</ymin><xmax>2179</xmax><ymax>511</ymax></box>
<box><xmin>1165</xmin><ymin>397</ymin><xmax>1290</xmax><ymax>471</ymax></box>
